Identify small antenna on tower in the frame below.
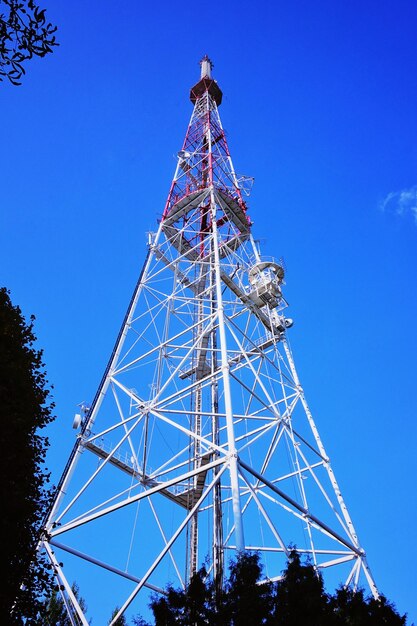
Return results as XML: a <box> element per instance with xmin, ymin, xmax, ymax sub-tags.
<box><xmin>200</xmin><ymin>55</ymin><xmax>213</xmax><ymax>79</ymax></box>
<box><xmin>191</xmin><ymin>55</ymin><xmax>222</xmax><ymax>105</ymax></box>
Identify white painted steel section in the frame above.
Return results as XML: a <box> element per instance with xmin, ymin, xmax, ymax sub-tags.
<box><xmin>209</xmin><ymin>174</ymin><xmax>245</xmax><ymax>550</ymax></box>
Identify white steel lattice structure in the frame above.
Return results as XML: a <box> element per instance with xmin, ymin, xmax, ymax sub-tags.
<box><xmin>41</xmin><ymin>57</ymin><xmax>378</xmax><ymax>624</ymax></box>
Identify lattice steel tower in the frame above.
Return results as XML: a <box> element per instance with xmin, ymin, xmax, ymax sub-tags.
<box><xmin>41</xmin><ymin>57</ymin><xmax>377</xmax><ymax>624</ymax></box>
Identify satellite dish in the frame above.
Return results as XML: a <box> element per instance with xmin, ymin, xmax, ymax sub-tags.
<box><xmin>72</xmin><ymin>413</ymin><xmax>82</xmax><ymax>430</ymax></box>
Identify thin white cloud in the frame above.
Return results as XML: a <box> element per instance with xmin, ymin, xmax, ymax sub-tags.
<box><xmin>380</xmin><ymin>185</ymin><xmax>417</xmax><ymax>223</ymax></box>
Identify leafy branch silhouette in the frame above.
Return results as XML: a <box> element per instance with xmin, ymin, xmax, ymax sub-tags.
<box><xmin>0</xmin><ymin>0</ymin><xmax>58</xmax><ymax>85</ymax></box>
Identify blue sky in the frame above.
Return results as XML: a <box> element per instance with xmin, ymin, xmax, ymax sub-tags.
<box><xmin>2</xmin><ymin>0</ymin><xmax>417</xmax><ymax>622</ymax></box>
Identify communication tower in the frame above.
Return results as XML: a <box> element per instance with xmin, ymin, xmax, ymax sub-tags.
<box><xmin>41</xmin><ymin>57</ymin><xmax>377</xmax><ymax>624</ymax></box>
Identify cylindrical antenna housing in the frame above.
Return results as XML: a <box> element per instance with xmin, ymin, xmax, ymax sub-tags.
<box><xmin>200</xmin><ymin>55</ymin><xmax>213</xmax><ymax>79</ymax></box>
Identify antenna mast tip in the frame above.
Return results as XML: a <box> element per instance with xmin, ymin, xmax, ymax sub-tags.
<box><xmin>200</xmin><ymin>55</ymin><xmax>213</xmax><ymax>79</ymax></box>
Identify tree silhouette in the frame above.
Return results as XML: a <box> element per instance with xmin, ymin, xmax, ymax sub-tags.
<box><xmin>272</xmin><ymin>549</ymin><xmax>330</xmax><ymax>626</ymax></box>
<box><xmin>0</xmin><ymin>288</ymin><xmax>55</xmax><ymax>623</ymax></box>
<box><xmin>136</xmin><ymin>549</ymin><xmax>409</xmax><ymax>626</ymax></box>
<box><xmin>43</xmin><ymin>582</ymin><xmax>89</xmax><ymax>626</ymax></box>
<box><xmin>223</xmin><ymin>552</ymin><xmax>273</xmax><ymax>625</ymax></box>
<box><xmin>329</xmin><ymin>586</ymin><xmax>407</xmax><ymax>625</ymax></box>
<box><xmin>139</xmin><ymin>566</ymin><xmax>215</xmax><ymax>626</ymax></box>
<box><xmin>0</xmin><ymin>0</ymin><xmax>58</xmax><ymax>85</ymax></box>
<box><xmin>109</xmin><ymin>607</ymin><xmax>128</xmax><ymax>626</ymax></box>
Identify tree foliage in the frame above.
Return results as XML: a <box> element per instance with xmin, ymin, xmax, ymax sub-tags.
<box><xmin>43</xmin><ymin>582</ymin><xmax>89</xmax><ymax>626</ymax></box>
<box><xmin>135</xmin><ymin>566</ymin><xmax>216</xmax><ymax>626</ymax></box>
<box><xmin>222</xmin><ymin>552</ymin><xmax>273</xmax><ymax>625</ymax></box>
<box><xmin>272</xmin><ymin>550</ymin><xmax>330</xmax><ymax>626</ymax></box>
<box><xmin>136</xmin><ymin>550</ymin><xmax>409</xmax><ymax>626</ymax></box>
<box><xmin>0</xmin><ymin>0</ymin><xmax>58</xmax><ymax>85</ymax></box>
<box><xmin>0</xmin><ymin>288</ymin><xmax>56</xmax><ymax>623</ymax></box>
<box><xmin>109</xmin><ymin>606</ymin><xmax>128</xmax><ymax>626</ymax></box>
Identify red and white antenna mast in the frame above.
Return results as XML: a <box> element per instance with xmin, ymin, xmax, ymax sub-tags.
<box><xmin>41</xmin><ymin>58</ymin><xmax>377</xmax><ymax>624</ymax></box>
